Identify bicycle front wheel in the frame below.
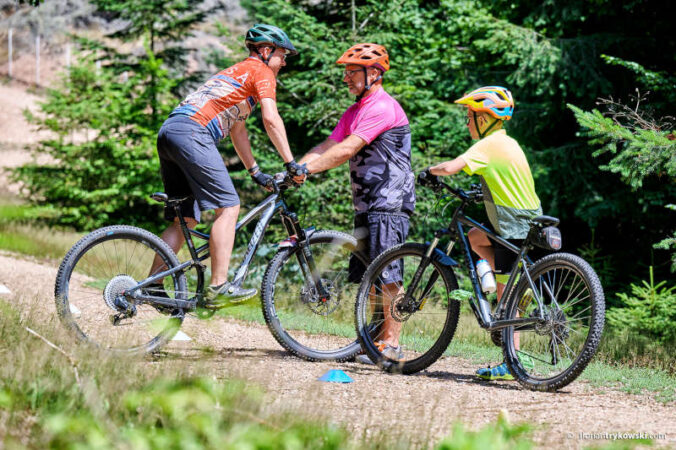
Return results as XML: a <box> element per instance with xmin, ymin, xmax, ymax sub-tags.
<box><xmin>502</xmin><ymin>252</ymin><xmax>605</xmax><ymax>391</ymax></box>
<box><xmin>54</xmin><ymin>225</ymin><xmax>187</xmax><ymax>354</ymax></box>
<box><xmin>261</xmin><ymin>230</ymin><xmax>363</xmax><ymax>361</ymax></box>
<box><xmin>354</xmin><ymin>243</ymin><xmax>460</xmax><ymax>374</ymax></box>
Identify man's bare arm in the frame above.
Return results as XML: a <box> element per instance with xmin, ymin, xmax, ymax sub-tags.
<box><xmin>260</xmin><ymin>97</ymin><xmax>294</xmax><ymax>163</ymax></box>
<box><xmin>305</xmin><ymin>135</ymin><xmax>366</xmax><ymax>174</ymax></box>
<box><xmin>229</xmin><ymin>120</ymin><xmax>256</xmax><ymax>169</ymax></box>
<box><xmin>298</xmin><ymin>138</ymin><xmax>337</xmax><ymax>165</ymax></box>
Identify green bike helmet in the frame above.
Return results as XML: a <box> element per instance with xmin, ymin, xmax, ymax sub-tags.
<box><xmin>245</xmin><ymin>24</ymin><xmax>298</xmax><ymax>56</ymax></box>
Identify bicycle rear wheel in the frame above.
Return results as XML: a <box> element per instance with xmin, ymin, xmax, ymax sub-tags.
<box><xmin>354</xmin><ymin>243</ymin><xmax>460</xmax><ymax>374</ymax></box>
<box><xmin>502</xmin><ymin>253</ymin><xmax>605</xmax><ymax>391</ymax></box>
<box><xmin>54</xmin><ymin>225</ymin><xmax>187</xmax><ymax>354</ymax></box>
<box><xmin>261</xmin><ymin>230</ymin><xmax>363</xmax><ymax>361</ymax></box>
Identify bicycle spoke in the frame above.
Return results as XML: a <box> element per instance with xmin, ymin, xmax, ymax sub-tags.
<box><xmin>356</xmin><ymin>244</ymin><xmax>459</xmax><ymax>371</ymax></box>
<box><xmin>504</xmin><ymin>254</ymin><xmax>604</xmax><ymax>390</ymax></box>
<box><xmin>57</xmin><ymin>230</ymin><xmax>186</xmax><ymax>353</ymax></box>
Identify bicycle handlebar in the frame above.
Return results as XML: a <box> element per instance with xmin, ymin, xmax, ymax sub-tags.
<box><xmin>272</xmin><ymin>171</ymin><xmax>301</xmax><ymax>192</ymax></box>
<box><xmin>418</xmin><ymin>171</ymin><xmax>482</xmax><ymax>203</ymax></box>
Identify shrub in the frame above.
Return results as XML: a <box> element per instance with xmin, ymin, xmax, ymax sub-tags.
<box><xmin>606</xmin><ymin>267</ymin><xmax>676</xmax><ymax>345</ymax></box>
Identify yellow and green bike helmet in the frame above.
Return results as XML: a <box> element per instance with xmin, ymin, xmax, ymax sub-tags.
<box><xmin>455</xmin><ymin>86</ymin><xmax>514</xmax><ymax>120</ymax></box>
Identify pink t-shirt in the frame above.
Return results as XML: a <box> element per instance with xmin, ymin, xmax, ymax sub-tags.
<box><xmin>329</xmin><ymin>88</ymin><xmax>409</xmax><ymax>144</ymax></box>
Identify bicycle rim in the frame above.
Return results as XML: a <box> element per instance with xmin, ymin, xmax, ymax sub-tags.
<box><xmin>503</xmin><ymin>254</ymin><xmax>604</xmax><ymax>389</ymax></box>
<box><xmin>356</xmin><ymin>244</ymin><xmax>459</xmax><ymax>373</ymax></box>
<box><xmin>56</xmin><ymin>228</ymin><xmax>186</xmax><ymax>353</ymax></box>
<box><xmin>263</xmin><ymin>232</ymin><xmax>361</xmax><ymax>360</ymax></box>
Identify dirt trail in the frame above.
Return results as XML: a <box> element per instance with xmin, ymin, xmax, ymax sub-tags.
<box><xmin>1</xmin><ymin>251</ymin><xmax>674</xmax><ymax>449</ymax></box>
<box><xmin>0</xmin><ymin>82</ymin><xmax>55</xmax><ymax>197</ymax></box>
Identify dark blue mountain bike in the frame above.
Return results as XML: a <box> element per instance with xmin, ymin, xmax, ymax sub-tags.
<box><xmin>354</xmin><ymin>175</ymin><xmax>605</xmax><ymax>391</ymax></box>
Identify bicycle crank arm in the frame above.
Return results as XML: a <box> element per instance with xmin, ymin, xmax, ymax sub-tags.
<box><xmin>484</xmin><ymin>317</ymin><xmax>540</xmax><ymax>331</ymax></box>
<box><xmin>136</xmin><ymin>295</ymin><xmax>197</xmax><ymax>310</ymax></box>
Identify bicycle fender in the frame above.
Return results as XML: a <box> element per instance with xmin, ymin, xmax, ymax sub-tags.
<box><xmin>433</xmin><ymin>248</ymin><xmax>458</xmax><ymax>267</ymax></box>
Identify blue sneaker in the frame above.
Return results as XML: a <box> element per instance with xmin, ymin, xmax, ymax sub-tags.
<box><xmin>476</xmin><ymin>362</ymin><xmax>514</xmax><ymax>381</ymax></box>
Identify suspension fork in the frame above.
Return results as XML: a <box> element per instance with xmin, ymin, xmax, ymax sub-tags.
<box><xmin>401</xmin><ymin>228</ymin><xmax>449</xmax><ymax>309</ymax></box>
<box><xmin>417</xmin><ymin>239</ymin><xmax>456</xmax><ymax>304</ymax></box>
<box><xmin>281</xmin><ymin>212</ymin><xmax>329</xmax><ymax>298</ymax></box>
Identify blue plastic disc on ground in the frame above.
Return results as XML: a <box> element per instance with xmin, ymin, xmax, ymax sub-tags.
<box><xmin>318</xmin><ymin>369</ymin><xmax>353</xmax><ymax>383</ymax></box>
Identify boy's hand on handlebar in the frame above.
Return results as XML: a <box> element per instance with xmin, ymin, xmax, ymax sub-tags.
<box><xmin>417</xmin><ymin>167</ymin><xmax>441</xmax><ymax>187</ymax></box>
<box><xmin>250</xmin><ymin>169</ymin><xmax>275</xmax><ymax>192</ymax></box>
<box><xmin>285</xmin><ymin>160</ymin><xmax>308</xmax><ymax>185</ymax></box>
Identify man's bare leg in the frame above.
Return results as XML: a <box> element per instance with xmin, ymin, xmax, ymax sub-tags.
<box><xmin>149</xmin><ymin>217</ymin><xmax>198</xmax><ymax>277</ymax></box>
<box><xmin>379</xmin><ymin>282</ymin><xmax>403</xmax><ymax>347</ymax></box>
<box><xmin>209</xmin><ymin>205</ymin><xmax>239</xmax><ymax>286</ymax></box>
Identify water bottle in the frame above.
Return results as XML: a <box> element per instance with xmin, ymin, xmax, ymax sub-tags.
<box><xmin>476</xmin><ymin>259</ymin><xmax>497</xmax><ymax>293</ymax></box>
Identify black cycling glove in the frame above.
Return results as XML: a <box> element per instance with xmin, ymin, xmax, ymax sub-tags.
<box><xmin>417</xmin><ymin>167</ymin><xmax>440</xmax><ymax>187</ymax></box>
<box><xmin>284</xmin><ymin>160</ymin><xmax>309</xmax><ymax>177</ymax></box>
<box><xmin>250</xmin><ymin>170</ymin><xmax>274</xmax><ymax>189</ymax></box>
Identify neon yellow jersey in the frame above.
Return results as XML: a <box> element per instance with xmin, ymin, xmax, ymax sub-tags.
<box><xmin>459</xmin><ymin>129</ymin><xmax>541</xmax><ymax>238</ymax></box>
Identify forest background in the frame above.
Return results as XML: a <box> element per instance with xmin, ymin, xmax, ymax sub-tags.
<box><xmin>3</xmin><ymin>0</ymin><xmax>675</xmax><ymax>347</ymax></box>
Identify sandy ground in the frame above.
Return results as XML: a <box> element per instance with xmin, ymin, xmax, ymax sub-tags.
<box><xmin>1</xmin><ymin>251</ymin><xmax>674</xmax><ymax>449</ymax></box>
<box><xmin>0</xmin><ymin>81</ymin><xmax>55</xmax><ymax>197</ymax></box>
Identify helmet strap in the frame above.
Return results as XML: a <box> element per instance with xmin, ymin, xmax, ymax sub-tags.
<box><xmin>255</xmin><ymin>46</ymin><xmax>275</xmax><ymax>65</ymax></box>
<box><xmin>475</xmin><ymin>112</ymin><xmax>500</xmax><ymax>139</ymax></box>
<box><xmin>356</xmin><ymin>67</ymin><xmax>382</xmax><ymax>101</ymax></box>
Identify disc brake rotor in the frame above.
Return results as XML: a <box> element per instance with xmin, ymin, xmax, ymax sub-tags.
<box><xmin>300</xmin><ymin>279</ymin><xmax>340</xmax><ymax>316</ymax></box>
<box><xmin>551</xmin><ymin>308</ymin><xmax>570</xmax><ymax>340</ymax></box>
<box><xmin>390</xmin><ymin>293</ymin><xmax>414</xmax><ymax>322</ymax></box>
<box><xmin>103</xmin><ymin>274</ymin><xmax>137</xmax><ymax>312</ymax></box>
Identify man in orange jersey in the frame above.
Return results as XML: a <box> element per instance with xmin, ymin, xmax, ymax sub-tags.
<box><xmin>148</xmin><ymin>24</ymin><xmax>308</xmax><ymax>308</ymax></box>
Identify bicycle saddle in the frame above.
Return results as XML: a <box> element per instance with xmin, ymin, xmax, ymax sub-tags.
<box><xmin>149</xmin><ymin>192</ymin><xmax>190</xmax><ymax>205</ymax></box>
<box><xmin>532</xmin><ymin>215</ymin><xmax>560</xmax><ymax>226</ymax></box>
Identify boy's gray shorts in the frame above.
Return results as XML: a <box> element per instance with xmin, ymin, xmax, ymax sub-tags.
<box><xmin>157</xmin><ymin>114</ymin><xmax>240</xmax><ymax>222</ymax></box>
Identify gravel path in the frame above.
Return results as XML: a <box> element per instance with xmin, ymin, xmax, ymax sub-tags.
<box><xmin>1</xmin><ymin>251</ymin><xmax>674</xmax><ymax>449</ymax></box>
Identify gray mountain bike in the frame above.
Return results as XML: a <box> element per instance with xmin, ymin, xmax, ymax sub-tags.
<box><xmin>354</xmin><ymin>174</ymin><xmax>605</xmax><ymax>391</ymax></box>
<box><xmin>55</xmin><ymin>173</ymin><xmax>365</xmax><ymax>361</ymax></box>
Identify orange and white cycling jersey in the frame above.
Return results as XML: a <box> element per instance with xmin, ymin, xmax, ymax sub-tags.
<box><xmin>170</xmin><ymin>57</ymin><xmax>277</xmax><ymax>141</ymax></box>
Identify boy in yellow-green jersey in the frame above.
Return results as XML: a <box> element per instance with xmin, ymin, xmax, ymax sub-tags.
<box><xmin>420</xmin><ymin>86</ymin><xmax>541</xmax><ymax>380</ymax></box>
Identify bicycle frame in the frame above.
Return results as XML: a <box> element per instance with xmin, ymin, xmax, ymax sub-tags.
<box><xmin>127</xmin><ymin>184</ymin><xmax>326</xmax><ymax>310</ymax></box>
<box><xmin>421</xmin><ymin>194</ymin><xmax>546</xmax><ymax>333</ymax></box>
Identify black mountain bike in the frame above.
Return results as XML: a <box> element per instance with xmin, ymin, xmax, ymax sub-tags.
<box><xmin>354</xmin><ymin>176</ymin><xmax>605</xmax><ymax>391</ymax></box>
<box><xmin>55</xmin><ymin>173</ymin><xmax>365</xmax><ymax>361</ymax></box>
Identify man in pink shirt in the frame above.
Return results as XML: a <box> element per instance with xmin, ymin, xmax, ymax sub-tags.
<box><xmin>298</xmin><ymin>43</ymin><xmax>415</xmax><ymax>362</ymax></box>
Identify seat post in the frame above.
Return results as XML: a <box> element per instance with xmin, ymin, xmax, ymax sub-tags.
<box><xmin>173</xmin><ymin>202</ymin><xmax>200</xmax><ymax>260</ymax></box>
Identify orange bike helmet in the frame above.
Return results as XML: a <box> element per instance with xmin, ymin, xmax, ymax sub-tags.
<box><xmin>336</xmin><ymin>43</ymin><xmax>390</xmax><ymax>72</ymax></box>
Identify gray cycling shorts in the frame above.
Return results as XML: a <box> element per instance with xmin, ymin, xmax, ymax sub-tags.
<box><xmin>348</xmin><ymin>211</ymin><xmax>410</xmax><ymax>284</ymax></box>
<box><xmin>157</xmin><ymin>115</ymin><xmax>240</xmax><ymax>222</ymax></box>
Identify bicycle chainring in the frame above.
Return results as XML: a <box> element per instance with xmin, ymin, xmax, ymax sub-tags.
<box><xmin>300</xmin><ymin>279</ymin><xmax>340</xmax><ymax>316</ymax></box>
<box><xmin>103</xmin><ymin>274</ymin><xmax>137</xmax><ymax>312</ymax></box>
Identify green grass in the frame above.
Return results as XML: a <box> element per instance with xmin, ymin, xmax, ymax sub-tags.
<box><xmin>0</xmin><ymin>221</ymin><xmax>82</xmax><ymax>260</ymax></box>
<box><xmin>0</xmin><ymin>299</ymin><xmax>538</xmax><ymax>449</ymax></box>
<box><xmin>0</xmin><ymin>202</ymin><xmax>31</xmax><ymax>222</ymax></box>
<box><xmin>582</xmin><ymin>362</ymin><xmax>676</xmax><ymax>403</ymax></box>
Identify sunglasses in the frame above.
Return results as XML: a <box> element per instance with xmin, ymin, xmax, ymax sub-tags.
<box><xmin>343</xmin><ymin>69</ymin><xmax>362</xmax><ymax>78</ymax></box>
